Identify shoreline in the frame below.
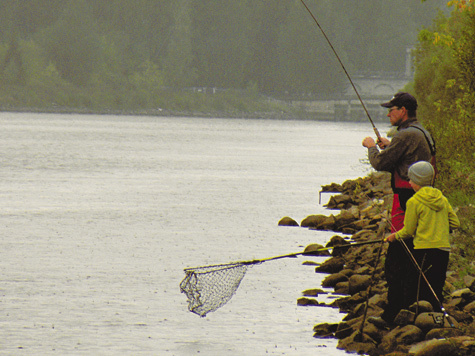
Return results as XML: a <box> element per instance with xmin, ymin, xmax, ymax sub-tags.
<box><xmin>0</xmin><ymin>105</ymin><xmax>391</xmax><ymax>123</ymax></box>
<box><xmin>280</xmin><ymin>172</ymin><xmax>475</xmax><ymax>355</ymax></box>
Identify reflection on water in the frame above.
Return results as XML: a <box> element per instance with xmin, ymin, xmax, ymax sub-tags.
<box><xmin>0</xmin><ymin>112</ymin><xmax>376</xmax><ymax>355</ymax></box>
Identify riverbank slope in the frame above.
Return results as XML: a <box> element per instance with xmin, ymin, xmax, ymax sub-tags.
<box><xmin>281</xmin><ymin>172</ymin><xmax>475</xmax><ymax>355</ymax></box>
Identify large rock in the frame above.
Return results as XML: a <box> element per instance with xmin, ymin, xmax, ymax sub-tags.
<box><xmin>451</xmin><ymin>288</ymin><xmax>475</xmax><ymax>300</ymax></box>
<box><xmin>464</xmin><ymin>300</ymin><xmax>475</xmax><ymax>315</ymax></box>
<box><xmin>345</xmin><ymin>302</ymin><xmax>384</xmax><ymax>321</ymax></box>
<box><xmin>334</xmin><ymin>281</ymin><xmax>349</xmax><ymax>295</ymax></box>
<box><xmin>303</xmin><ymin>243</ymin><xmax>331</xmax><ymax>256</ymax></box>
<box><xmin>335</xmin><ymin>292</ymin><xmax>368</xmax><ymax>313</ymax></box>
<box><xmin>322</xmin><ymin>272</ymin><xmax>348</xmax><ymax>288</ymax></box>
<box><xmin>315</xmin><ymin>256</ymin><xmax>345</xmax><ymax>274</ymax></box>
<box><xmin>334</xmin><ymin>321</ymin><xmax>353</xmax><ymax>339</ymax></box>
<box><xmin>325</xmin><ymin>235</ymin><xmax>351</xmax><ymax>256</ymax></box>
<box><xmin>425</xmin><ymin>327</ymin><xmax>465</xmax><ymax>340</ymax></box>
<box><xmin>334</xmin><ymin>208</ymin><xmax>359</xmax><ymax>226</ymax></box>
<box><xmin>320</xmin><ymin>182</ymin><xmax>343</xmax><ymax>192</ymax></box>
<box><xmin>379</xmin><ymin>325</ymin><xmax>424</xmax><ymax>354</ymax></box>
<box><xmin>351</xmin><ymin>229</ymin><xmax>377</xmax><ymax>241</ymax></box>
<box><xmin>297</xmin><ymin>297</ymin><xmax>319</xmax><ymax>306</ymax></box>
<box><xmin>408</xmin><ymin>336</ymin><xmax>475</xmax><ymax>356</ymax></box>
<box><xmin>319</xmin><ymin>215</ymin><xmax>337</xmax><ymax>230</ymax></box>
<box><xmin>277</xmin><ymin>216</ymin><xmax>299</xmax><ymax>226</ymax></box>
<box><xmin>301</xmin><ymin>288</ymin><xmax>326</xmax><ymax>297</ymax></box>
<box><xmin>408</xmin><ymin>338</ymin><xmax>459</xmax><ymax>356</ymax></box>
<box><xmin>339</xmin><ymin>268</ymin><xmax>355</xmax><ymax>277</ymax></box>
<box><xmin>408</xmin><ymin>300</ymin><xmax>433</xmax><ymax>314</ymax></box>
<box><xmin>300</xmin><ymin>214</ymin><xmax>327</xmax><ymax>228</ymax></box>
<box><xmin>325</xmin><ymin>234</ymin><xmax>349</xmax><ymax>247</ymax></box>
<box><xmin>326</xmin><ymin>194</ymin><xmax>354</xmax><ymax>209</ymax></box>
<box><xmin>367</xmin><ymin>292</ymin><xmax>387</xmax><ymax>310</ymax></box>
<box><xmin>348</xmin><ymin>274</ymin><xmax>372</xmax><ymax>295</ymax></box>
<box><xmin>414</xmin><ymin>312</ymin><xmax>459</xmax><ymax>333</ymax></box>
<box><xmin>337</xmin><ymin>330</ymin><xmax>377</xmax><ymax>355</ymax></box>
<box><xmin>312</xmin><ymin>322</ymin><xmax>338</xmax><ymax>338</ymax></box>
<box><xmin>394</xmin><ymin>309</ymin><xmax>416</xmax><ymax>326</ymax></box>
<box><xmin>463</xmin><ymin>275</ymin><xmax>475</xmax><ymax>291</ymax></box>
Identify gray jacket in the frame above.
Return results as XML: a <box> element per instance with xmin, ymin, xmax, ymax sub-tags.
<box><xmin>367</xmin><ymin>118</ymin><xmax>434</xmax><ymax>182</ymax></box>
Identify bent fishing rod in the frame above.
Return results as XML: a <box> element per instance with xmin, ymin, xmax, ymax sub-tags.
<box><xmin>298</xmin><ymin>0</ymin><xmax>382</xmax><ymax>141</ymax></box>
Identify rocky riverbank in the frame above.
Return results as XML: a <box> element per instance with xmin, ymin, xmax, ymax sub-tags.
<box><xmin>279</xmin><ymin>172</ymin><xmax>475</xmax><ymax>356</ymax></box>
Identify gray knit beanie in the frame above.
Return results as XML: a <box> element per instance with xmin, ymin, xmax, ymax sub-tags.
<box><xmin>408</xmin><ymin>161</ymin><xmax>435</xmax><ymax>187</ymax></box>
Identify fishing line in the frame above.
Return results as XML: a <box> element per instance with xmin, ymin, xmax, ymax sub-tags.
<box><xmin>298</xmin><ymin>0</ymin><xmax>382</xmax><ymax>140</ymax></box>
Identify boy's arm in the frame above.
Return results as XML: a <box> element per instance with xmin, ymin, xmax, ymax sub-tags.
<box><xmin>448</xmin><ymin>204</ymin><xmax>460</xmax><ymax>230</ymax></box>
<box><xmin>395</xmin><ymin>199</ymin><xmax>418</xmax><ymax>239</ymax></box>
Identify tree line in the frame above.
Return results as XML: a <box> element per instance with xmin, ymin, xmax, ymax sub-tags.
<box><xmin>413</xmin><ymin>0</ymin><xmax>475</xmax><ymax>204</ymax></box>
<box><xmin>0</xmin><ymin>0</ymin><xmax>447</xmax><ymax>111</ymax></box>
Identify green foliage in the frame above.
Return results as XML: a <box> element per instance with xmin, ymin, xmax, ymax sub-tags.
<box><xmin>38</xmin><ymin>0</ymin><xmax>103</xmax><ymax>86</ymax></box>
<box><xmin>413</xmin><ymin>2</ymin><xmax>475</xmax><ymax>285</ymax></box>
<box><xmin>413</xmin><ymin>2</ymin><xmax>475</xmax><ymax>202</ymax></box>
<box><xmin>448</xmin><ymin>206</ymin><xmax>475</xmax><ymax>282</ymax></box>
<box><xmin>163</xmin><ymin>0</ymin><xmax>196</xmax><ymax>88</ymax></box>
<box><xmin>129</xmin><ymin>60</ymin><xmax>166</xmax><ymax>104</ymax></box>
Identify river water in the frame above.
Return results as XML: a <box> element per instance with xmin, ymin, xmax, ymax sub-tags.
<box><xmin>0</xmin><ymin>112</ymin><xmax>381</xmax><ymax>355</ymax></box>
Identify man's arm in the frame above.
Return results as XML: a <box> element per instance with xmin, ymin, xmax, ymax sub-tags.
<box><xmin>365</xmin><ymin>135</ymin><xmax>406</xmax><ymax>172</ymax></box>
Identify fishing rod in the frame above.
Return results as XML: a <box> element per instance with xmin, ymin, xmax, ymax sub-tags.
<box><xmin>298</xmin><ymin>0</ymin><xmax>382</xmax><ymax>141</ymax></box>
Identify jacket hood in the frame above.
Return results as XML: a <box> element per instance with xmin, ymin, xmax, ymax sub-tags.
<box><xmin>413</xmin><ymin>186</ymin><xmax>444</xmax><ymax>212</ymax></box>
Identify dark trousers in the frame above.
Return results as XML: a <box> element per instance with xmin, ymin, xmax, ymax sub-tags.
<box><xmin>382</xmin><ymin>243</ymin><xmax>449</xmax><ymax>322</ymax></box>
<box><xmin>382</xmin><ymin>238</ymin><xmax>416</xmax><ymax>323</ymax></box>
<box><xmin>411</xmin><ymin>248</ymin><xmax>449</xmax><ymax>312</ymax></box>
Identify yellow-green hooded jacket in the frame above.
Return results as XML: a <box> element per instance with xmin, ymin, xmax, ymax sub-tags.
<box><xmin>395</xmin><ymin>186</ymin><xmax>460</xmax><ymax>249</ymax></box>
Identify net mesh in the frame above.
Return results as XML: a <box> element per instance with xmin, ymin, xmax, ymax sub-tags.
<box><xmin>180</xmin><ymin>240</ymin><xmax>384</xmax><ymax>317</ymax></box>
<box><xmin>179</xmin><ymin>262</ymin><xmax>254</xmax><ymax>317</ymax></box>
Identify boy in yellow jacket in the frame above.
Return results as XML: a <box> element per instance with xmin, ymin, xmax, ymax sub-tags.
<box><xmin>386</xmin><ymin>161</ymin><xmax>460</xmax><ymax>314</ymax></box>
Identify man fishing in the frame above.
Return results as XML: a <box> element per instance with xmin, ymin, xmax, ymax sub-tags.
<box><xmin>361</xmin><ymin>92</ymin><xmax>436</xmax><ymax>325</ymax></box>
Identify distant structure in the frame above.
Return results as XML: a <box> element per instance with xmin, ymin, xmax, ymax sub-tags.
<box><xmin>342</xmin><ymin>73</ymin><xmax>410</xmax><ymax>98</ymax></box>
<box><xmin>293</xmin><ymin>47</ymin><xmax>415</xmax><ymax>121</ymax></box>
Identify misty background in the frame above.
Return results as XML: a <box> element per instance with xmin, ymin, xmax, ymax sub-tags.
<box><xmin>0</xmin><ymin>0</ymin><xmax>449</xmax><ymax>110</ymax></box>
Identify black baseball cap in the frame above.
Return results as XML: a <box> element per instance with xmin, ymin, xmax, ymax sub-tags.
<box><xmin>381</xmin><ymin>92</ymin><xmax>418</xmax><ymax>111</ymax></box>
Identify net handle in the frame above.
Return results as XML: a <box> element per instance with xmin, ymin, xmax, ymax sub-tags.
<box><xmin>183</xmin><ymin>239</ymin><xmax>384</xmax><ymax>270</ymax></box>
<box><xmin>243</xmin><ymin>239</ymin><xmax>384</xmax><ymax>264</ymax></box>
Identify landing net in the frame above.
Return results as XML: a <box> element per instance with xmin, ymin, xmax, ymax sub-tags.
<box><xmin>179</xmin><ymin>262</ymin><xmax>255</xmax><ymax>317</ymax></box>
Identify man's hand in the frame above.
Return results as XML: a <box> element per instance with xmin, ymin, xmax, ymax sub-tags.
<box><xmin>377</xmin><ymin>137</ymin><xmax>390</xmax><ymax>149</ymax></box>
<box><xmin>362</xmin><ymin>137</ymin><xmax>376</xmax><ymax>148</ymax></box>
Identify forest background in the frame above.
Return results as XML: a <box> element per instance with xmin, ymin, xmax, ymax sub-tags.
<box><xmin>1</xmin><ymin>0</ymin><xmax>448</xmax><ymax>111</ymax></box>
<box><xmin>1</xmin><ymin>0</ymin><xmax>474</xmax><ymax>278</ymax></box>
